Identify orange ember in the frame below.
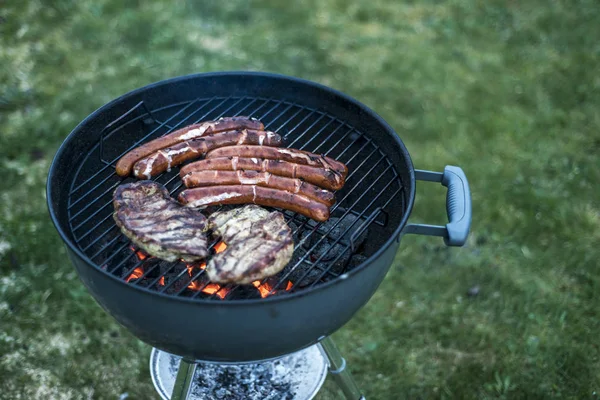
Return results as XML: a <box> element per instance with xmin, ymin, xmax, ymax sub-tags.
<box><xmin>159</xmin><ymin>276</ymin><xmax>165</xmax><ymax>286</ymax></box>
<box><xmin>126</xmin><ymin>267</ymin><xmax>144</xmax><ymax>283</ymax></box>
<box><xmin>252</xmin><ymin>280</ymin><xmax>273</xmax><ymax>298</ymax></box>
<box><xmin>252</xmin><ymin>280</ymin><xmax>294</xmax><ymax>298</ymax></box>
<box><xmin>214</xmin><ymin>241</ymin><xmax>227</xmax><ymax>254</ymax></box>
<box><xmin>187</xmin><ymin>279</ymin><xmax>229</xmax><ymax>299</ymax></box>
<box><xmin>129</xmin><ymin>246</ymin><xmax>148</xmax><ymax>260</ymax></box>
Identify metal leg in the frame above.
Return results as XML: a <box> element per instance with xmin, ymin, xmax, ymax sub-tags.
<box><xmin>171</xmin><ymin>358</ymin><xmax>197</xmax><ymax>400</ymax></box>
<box><xmin>320</xmin><ymin>337</ymin><xmax>365</xmax><ymax>400</ymax></box>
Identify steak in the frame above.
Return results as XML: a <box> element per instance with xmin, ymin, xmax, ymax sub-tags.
<box><xmin>207</xmin><ymin>205</ymin><xmax>294</xmax><ymax>284</ymax></box>
<box><xmin>113</xmin><ymin>181</ymin><xmax>209</xmax><ymax>262</ymax></box>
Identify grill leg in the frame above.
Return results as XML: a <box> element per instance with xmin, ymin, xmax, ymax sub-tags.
<box><xmin>171</xmin><ymin>358</ymin><xmax>196</xmax><ymax>400</ymax></box>
<box><xmin>320</xmin><ymin>337</ymin><xmax>365</xmax><ymax>400</ymax></box>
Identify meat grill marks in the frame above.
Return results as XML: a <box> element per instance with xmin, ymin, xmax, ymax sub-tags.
<box><xmin>178</xmin><ymin>185</ymin><xmax>330</xmax><ymax>222</ymax></box>
<box><xmin>206</xmin><ymin>145</ymin><xmax>348</xmax><ymax>178</ymax></box>
<box><xmin>206</xmin><ymin>205</ymin><xmax>294</xmax><ymax>284</ymax></box>
<box><xmin>132</xmin><ymin>129</ymin><xmax>282</xmax><ymax>179</ymax></box>
<box><xmin>180</xmin><ymin>157</ymin><xmax>345</xmax><ymax>191</ymax></box>
<box><xmin>182</xmin><ymin>170</ymin><xmax>336</xmax><ymax>207</ymax></box>
<box><xmin>113</xmin><ymin>181</ymin><xmax>209</xmax><ymax>262</ymax></box>
<box><xmin>115</xmin><ymin>116</ymin><xmax>264</xmax><ymax>176</ymax></box>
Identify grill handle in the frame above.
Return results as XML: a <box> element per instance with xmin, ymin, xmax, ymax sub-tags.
<box><xmin>403</xmin><ymin>166</ymin><xmax>472</xmax><ymax>246</ymax></box>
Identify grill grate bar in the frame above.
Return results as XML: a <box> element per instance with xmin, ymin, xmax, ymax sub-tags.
<box><xmin>282</xmin><ymin>109</ymin><xmax>323</xmax><ymax>139</ymax></box>
<box><xmin>299</xmin><ymin>120</ymin><xmax>348</xmax><ymax>153</ymax></box>
<box><xmin>290</xmin><ymin>117</ymin><xmax>337</xmax><ymax>150</ymax></box>
<box><xmin>285</xmin><ymin>113</ymin><xmax>328</xmax><ymax>146</ymax></box>
<box><xmin>274</xmin><ymin>106</ymin><xmax>312</xmax><ymax>134</ymax></box>
<box><xmin>262</xmin><ymin>103</ymin><xmax>294</xmax><ymax>129</ymax></box>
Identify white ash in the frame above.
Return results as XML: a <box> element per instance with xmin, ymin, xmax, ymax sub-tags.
<box><xmin>154</xmin><ymin>345</ymin><xmax>326</xmax><ymax>400</ymax></box>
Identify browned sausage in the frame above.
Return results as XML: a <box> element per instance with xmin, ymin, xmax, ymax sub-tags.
<box><xmin>180</xmin><ymin>157</ymin><xmax>345</xmax><ymax>191</ymax></box>
<box><xmin>132</xmin><ymin>130</ymin><xmax>282</xmax><ymax>179</ymax></box>
<box><xmin>182</xmin><ymin>170</ymin><xmax>336</xmax><ymax>206</ymax></box>
<box><xmin>115</xmin><ymin>117</ymin><xmax>264</xmax><ymax>176</ymax></box>
<box><xmin>206</xmin><ymin>145</ymin><xmax>348</xmax><ymax>178</ymax></box>
<box><xmin>178</xmin><ymin>185</ymin><xmax>330</xmax><ymax>222</ymax></box>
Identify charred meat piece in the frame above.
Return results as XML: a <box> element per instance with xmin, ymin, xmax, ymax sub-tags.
<box><xmin>113</xmin><ymin>181</ymin><xmax>209</xmax><ymax>262</ymax></box>
<box><xmin>207</xmin><ymin>205</ymin><xmax>294</xmax><ymax>284</ymax></box>
<box><xmin>115</xmin><ymin>117</ymin><xmax>264</xmax><ymax>177</ymax></box>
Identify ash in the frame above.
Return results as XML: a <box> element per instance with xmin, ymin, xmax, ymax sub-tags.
<box><xmin>166</xmin><ymin>353</ymin><xmax>320</xmax><ymax>400</ymax></box>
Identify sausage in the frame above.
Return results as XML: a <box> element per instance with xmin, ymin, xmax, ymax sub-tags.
<box><xmin>115</xmin><ymin>117</ymin><xmax>264</xmax><ymax>176</ymax></box>
<box><xmin>179</xmin><ymin>157</ymin><xmax>345</xmax><ymax>191</ymax></box>
<box><xmin>206</xmin><ymin>145</ymin><xmax>348</xmax><ymax>178</ymax></box>
<box><xmin>132</xmin><ymin>130</ymin><xmax>282</xmax><ymax>179</ymax></box>
<box><xmin>178</xmin><ymin>185</ymin><xmax>330</xmax><ymax>222</ymax></box>
<box><xmin>182</xmin><ymin>170</ymin><xmax>336</xmax><ymax>206</ymax></box>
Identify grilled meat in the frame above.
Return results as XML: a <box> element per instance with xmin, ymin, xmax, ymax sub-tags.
<box><xmin>115</xmin><ymin>117</ymin><xmax>264</xmax><ymax>176</ymax></box>
<box><xmin>206</xmin><ymin>145</ymin><xmax>348</xmax><ymax>178</ymax></box>
<box><xmin>207</xmin><ymin>205</ymin><xmax>294</xmax><ymax>284</ymax></box>
<box><xmin>179</xmin><ymin>185</ymin><xmax>330</xmax><ymax>222</ymax></box>
<box><xmin>113</xmin><ymin>181</ymin><xmax>209</xmax><ymax>262</ymax></box>
<box><xmin>181</xmin><ymin>170</ymin><xmax>336</xmax><ymax>206</ymax></box>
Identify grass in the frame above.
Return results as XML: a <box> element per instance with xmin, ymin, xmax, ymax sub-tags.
<box><xmin>1</xmin><ymin>0</ymin><xmax>599</xmax><ymax>398</ymax></box>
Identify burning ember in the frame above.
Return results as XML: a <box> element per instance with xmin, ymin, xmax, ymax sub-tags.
<box><xmin>252</xmin><ymin>279</ymin><xmax>294</xmax><ymax>298</ymax></box>
<box><xmin>126</xmin><ymin>267</ymin><xmax>144</xmax><ymax>283</ymax></box>
<box><xmin>125</xmin><ymin>241</ymin><xmax>294</xmax><ymax>298</ymax></box>
<box><xmin>129</xmin><ymin>245</ymin><xmax>148</xmax><ymax>260</ymax></box>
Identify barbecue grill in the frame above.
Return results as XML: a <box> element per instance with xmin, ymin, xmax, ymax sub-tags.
<box><xmin>47</xmin><ymin>71</ymin><xmax>471</xmax><ymax>399</ymax></box>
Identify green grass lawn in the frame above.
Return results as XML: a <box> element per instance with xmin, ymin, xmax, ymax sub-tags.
<box><xmin>1</xmin><ymin>0</ymin><xmax>599</xmax><ymax>398</ymax></box>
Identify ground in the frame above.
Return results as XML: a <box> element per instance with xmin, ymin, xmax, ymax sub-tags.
<box><xmin>1</xmin><ymin>0</ymin><xmax>599</xmax><ymax>399</ymax></box>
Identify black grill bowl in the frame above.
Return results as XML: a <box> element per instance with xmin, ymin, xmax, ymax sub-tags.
<box><xmin>48</xmin><ymin>72</ymin><xmax>418</xmax><ymax>362</ymax></box>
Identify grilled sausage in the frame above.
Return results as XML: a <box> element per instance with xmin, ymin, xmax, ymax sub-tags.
<box><xmin>206</xmin><ymin>145</ymin><xmax>348</xmax><ymax>178</ymax></box>
<box><xmin>180</xmin><ymin>157</ymin><xmax>345</xmax><ymax>191</ymax></box>
<box><xmin>178</xmin><ymin>185</ymin><xmax>330</xmax><ymax>222</ymax></box>
<box><xmin>132</xmin><ymin>130</ymin><xmax>282</xmax><ymax>179</ymax></box>
<box><xmin>182</xmin><ymin>170</ymin><xmax>336</xmax><ymax>206</ymax></box>
<box><xmin>115</xmin><ymin>117</ymin><xmax>264</xmax><ymax>177</ymax></box>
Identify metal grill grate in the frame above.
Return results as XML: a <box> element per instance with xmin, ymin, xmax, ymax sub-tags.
<box><xmin>66</xmin><ymin>96</ymin><xmax>405</xmax><ymax>300</ymax></box>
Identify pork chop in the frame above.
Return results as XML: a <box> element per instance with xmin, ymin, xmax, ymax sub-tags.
<box><xmin>113</xmin><ymin>181</ymin><xmax>209</xmax><ymax>262</ymax></box>
<box><xmin>207</xmin><ymin>205</ymin><xmax>294</xmax><ymax>284</ymax></box>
